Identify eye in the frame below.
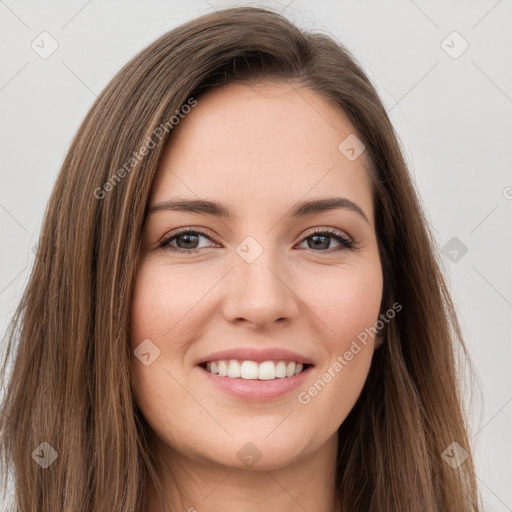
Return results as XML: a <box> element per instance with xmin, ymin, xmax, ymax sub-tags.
<box><xmin>158</xmin><ymin>227</ymin><xmax>355</xmax><ymax>254</ymax></box>
<box><xmin>296</xmin><ymin>228</ymin><xmax>355</xmax><ymax>252</ymax></box>
<box><xmin>159</xmin><ymin>228</ymin><xmax>218</xmax><ymax>254</ymax></box>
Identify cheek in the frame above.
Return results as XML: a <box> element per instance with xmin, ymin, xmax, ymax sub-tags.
<box><xmin>303</xmin><ymin>259</ymin><xmax>383</xmax><ymax>347</ymax></box>
<box><xmin>129</xmin><ymin>260</ymin><xmax>218</xmax><ymax>425</ymax></box>
<box><xmin>129</xmin><ymin>260</ymin><xmax>206</xmax><ymax>345</ymax></box>
<box><xmin>294</xmin><ymin>261</ymin><xmax>382</xmax><ymax>418</ymax></box>
<box><xmin>129</xmin><ymin>263</ymin><xmax>178</xmax><ymax>408</ymax></box>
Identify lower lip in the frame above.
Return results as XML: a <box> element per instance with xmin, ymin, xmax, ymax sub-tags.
<box><xmin>197</xmin><ymin>365</ymin><xmax>313</xmax><ymax>401</ymax></box>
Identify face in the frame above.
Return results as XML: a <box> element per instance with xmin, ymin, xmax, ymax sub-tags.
<box><xmin>130</xmin><ymin>81</ymin><xmax>383</xmax><ymax>472</ymax></box>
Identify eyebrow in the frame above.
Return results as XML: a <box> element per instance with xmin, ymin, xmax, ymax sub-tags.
<box><xmin>149</xmin><ymin>196</ymin><xmax>369</xmax><ymax>223</ymax></box>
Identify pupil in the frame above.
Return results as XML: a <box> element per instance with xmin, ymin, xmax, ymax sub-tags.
<box><xmin>179</xmin><ymin>234</ymin><xmax>198</xmax><ymax>248</ymax></box>
<box><xmin>310</xmin><ymin>234</ymin><xmax>328</xmax><ymax>250</ymax></box>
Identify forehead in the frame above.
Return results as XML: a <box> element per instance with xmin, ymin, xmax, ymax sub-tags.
<box><xmin>151</xmin><ymin>81</ymin><xmax>373</xmax><ymax>222</ymax></box>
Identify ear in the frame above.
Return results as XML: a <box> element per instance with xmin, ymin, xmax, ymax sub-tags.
<box><xmin>374</xmin><ymin>331</ymin><xmax>384</xmax><ymax>350</ymax></box>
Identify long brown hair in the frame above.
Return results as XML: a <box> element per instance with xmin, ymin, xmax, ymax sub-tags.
<box><xmin>0</xmin><ymin>6</ymin><xmax>481</xmax><ymax>511</ymax></box>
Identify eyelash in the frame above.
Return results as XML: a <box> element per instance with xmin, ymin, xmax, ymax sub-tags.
<box><xmin>158</xmin><ymin>227</ymin><xmax>355</xmax><ymax>254</ymax></box>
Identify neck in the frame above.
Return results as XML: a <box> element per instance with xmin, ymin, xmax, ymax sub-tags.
<box><xmin>145</xmin><ymin>432</ymin><xmax>340</xmax><ymax>512</ymax></box>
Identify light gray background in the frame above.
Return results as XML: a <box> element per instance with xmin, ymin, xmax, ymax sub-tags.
<box><xmin>1</xmin><ymin>0</ymin><xmax>511</xmax><ymax>510</ymax></box>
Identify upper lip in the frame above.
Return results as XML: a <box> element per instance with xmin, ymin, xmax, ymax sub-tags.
<box><xmin>196</xmin><ymin>347</ymin><xmax>315</xmax><ymax>366</ymax></box>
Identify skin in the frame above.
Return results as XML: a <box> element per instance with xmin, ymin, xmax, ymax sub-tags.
<box><xmin>130</xmin><ymin>81</ymin><xmax>383</xmax><ymax>512</ymax></box>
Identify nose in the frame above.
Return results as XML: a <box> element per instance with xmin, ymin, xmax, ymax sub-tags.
<box><xmin>222</xmin><ymin>237</ymin><xmax>300</xmax><ymax>329</ymax></box>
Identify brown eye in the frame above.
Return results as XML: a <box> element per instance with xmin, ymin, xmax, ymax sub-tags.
<box><xmin>297</xmin><ymin>228</ymin><xmax>355</xmax><ymax>252</ymax></box>
<box><xmin>159</xmin><ymin>228</ymin><xmax>217</xmax><ymax>253</ymax></box>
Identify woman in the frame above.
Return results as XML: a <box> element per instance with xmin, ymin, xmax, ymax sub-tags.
<box><xmin>0</xmin><ymin>6</ymin><xmax>481</xmax><ymax>511</ymax></box>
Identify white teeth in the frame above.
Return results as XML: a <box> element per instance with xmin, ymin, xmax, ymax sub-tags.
<box><xmin>218</xmin><ymin>360</ymin><xmax>228</xmax><ymax>377</ymax></box>
<box><xmin>227</xmin><ymin>359</ymin><xmax>241</xmax><ymax>378</ymax></box>
<box><xmin>286</xmin><ymin>362</ymin><xmax>296</xmax><ymax>377</ymax></box>
<box><xmin>203</xmin><ymin>359</ymin><xmax>308</xmax><ymax>380</ymax></box>
<box><xmin>258</xmin><ymin>361</ymin><xmax>275</xmax><ymax>380</ymax></box>
<box><xmin>275</xmin><ymin>361</ymin><xmax>287</xmax><ymax>378</ymax></box>
<box><xmin>240</xmin><ymin>360</ymin><xmax>259</xmax><ymax>379</ymax></box>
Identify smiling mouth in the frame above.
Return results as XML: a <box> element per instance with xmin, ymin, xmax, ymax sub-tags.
<box><xmin>199</xmin><ymin>359</ymin><xmax>312</xmax><ymax>380</ymax></box>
